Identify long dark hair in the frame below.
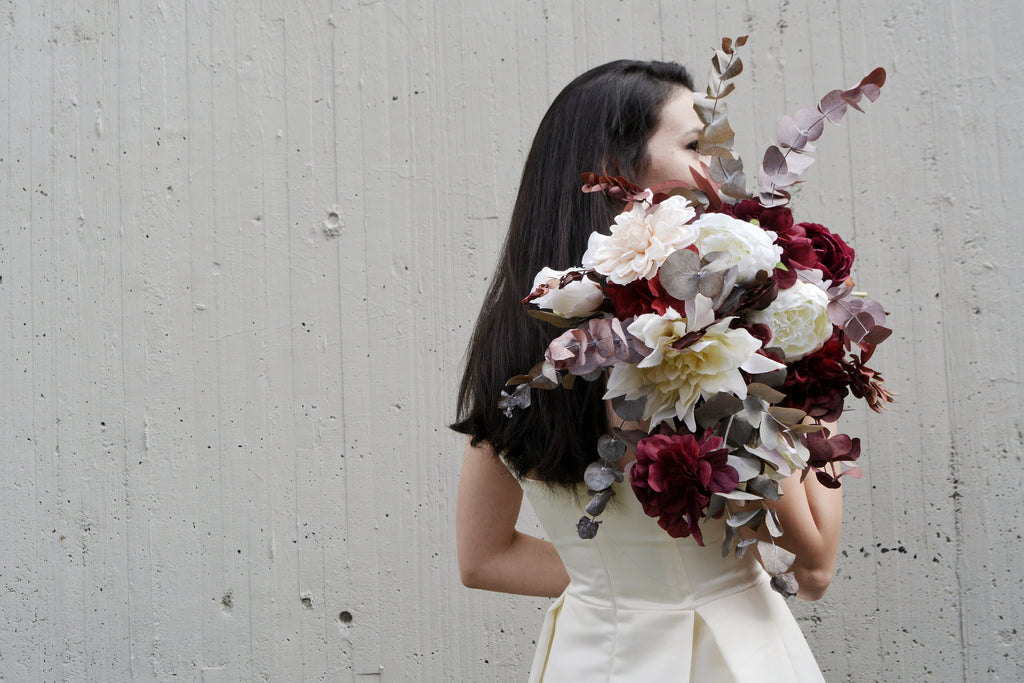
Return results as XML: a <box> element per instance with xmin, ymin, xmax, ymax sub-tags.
<box><xmin>452</xmin><ymin>60</ymin><xmax>694</xmax><ymax>485</ymax></box>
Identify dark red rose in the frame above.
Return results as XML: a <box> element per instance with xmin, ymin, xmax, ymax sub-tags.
<box><xmin>779</xmin><ymin>330</ymin><xmax>849</xmax><ymax>422</ymax></box>
<box><xmin>629</xmin><ymin>431</ymin><xmax>738</xmax><ymax>545</ymax></box>
<box><xmin>798</xmin><ymin>222</ymin><xmax>856</xmax><ymax>282</ymax></box>
<box><xmin>605</xmin><ymin>273</ymin><xmax>686</xmax><ymax>319</ymax></box>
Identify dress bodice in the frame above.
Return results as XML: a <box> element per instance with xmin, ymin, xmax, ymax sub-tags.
<box><xmin>521</xmin><ymin>477</ymin><xmax>766</xmax><ymax>610</ymax></box>
<box><xmin>518</xmin><ymin>475</ymin><xmax>825</xmax><ymax>682</ymax></box>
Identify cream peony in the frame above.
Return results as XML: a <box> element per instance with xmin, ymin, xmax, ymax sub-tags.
<box><xmin>581</xmin><ymin>195</ymin><xmax>697</xmax><ymax>284</ymax></box>
<box><xmin>530</xmin><ymin>267</ymin><xmax>606</xmax><ymax>318</ymax></box>
<box><xmin>747</xmin><ymin>279</ymin><xmax>832</xmax><ymax>360</ymax></box>
<box><xmin>692</xmin><ymin>212</ymin><xmax>783</xmax><ymax>285</ymax></box>
<box><xmin>604</xmin><ymin>297</ymin><xmax>785</xmax><ymax>431</ymax></box>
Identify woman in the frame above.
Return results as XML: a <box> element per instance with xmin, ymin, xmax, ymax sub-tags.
<box><xmin>453</xmin><ymin>60</ymin><xmax>841</xmax><ymax>682</ymax></box>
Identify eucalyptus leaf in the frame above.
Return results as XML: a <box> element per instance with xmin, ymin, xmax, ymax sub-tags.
<box><xmin>714</xmin><ymin>489</ymin><xmax>762</xmax><ymax>501</ymax></box>
<box><xmin>692</xmin><ymin>93</ymin><xmax>717</xmax><ymax>125</ymax></box>
<box><xmin>757</xmin><ymin>541</ymin><xmax>796</xmax><ymax>575</ymax></box>
<box><xmin>610</xmin><ymin>427</ymin><xmax>647</xmax><ymax>449</ymax></box>
<box><xmin>863</xmin><ymin>325</ymin><xmax>893</xmax><ymax>345</ymax></box>
<box><xmin>703</xmin><ymin>116</ymin><xmax>736</xmax><ymax>145</ymax></box>
<box><xmin>727</xmin><ymin>507</ymin><xmax>763</xmax><ymax>527</ymax></box>
<box><xmin>768</xmin><ymin>406</ymin><xmax>807</xmax><ymax>426</ymax></box>
<box><xmin>764</xmin><ymin>508</ymin><xmax>784</xmax><ymax>537</ymax></box>
<box><xmin>612</xmin><ymin>395</ymin><xmax>647</xmax><ymax>422</ymax></box>
<box><xmin>770</xmin><ymin>573</ymin><xmax>799</xmax><ymax>598</ymax></box>
<box><xmin>760</xmin><ymin>412</ymin><xmax>781</xmax><ymax>450</ymax></box>
<box><xmin>721</xmin><ymin>524</ymin><xmax>736</xmax><ymax>558</ymax></box>
<box><xmin>721</xmin><ymin>418</ymin><xmax>754</xmax><ymax>447</ymax></box>
<box><xmin>741</xmin><ymin>395</ymin><xmax>767</xmax><ymax>429</ymax></box>
<box><xmin>749</xmin><ymin>367</ymin><xmax>787</xmax><ymax>388</ymax></box>
<box><xmin>576</xmin><ymin>516</ymin><xmax>600</xmax><ymax>540</ymax></box>
<box><xmin>727</xmin><ymin>455</ymin><xmax>762</xmax><ymax>482</ymax></box>
<box><xmin>747</xmin><ymin>382</ymin><xmax>786</xmax><ymax>405</ymax></box>
<box><xmin>789</xmin><ymin>423</ymin><xmax>825</xmax><ymax>434</ymax></box>
<box><xmin>659</xmin><ymin>249</ymin><xmax>702</xmax><ymax>300</ymax></box>
<box><xmin>707</xmin><ymin>493</ymin><xmax>726</xmax><ymax>519</ymax></box>
<box><xmin>746</xmin><ymin>474</ymin><xmax>782</xmax><ymax>500</ymax></box>
<box><xmin>710</xmin><ymin>268</ymin><xmax>740</xmax><ymax>310</ymax></box>
<box><xmin>497</xmin><ymin>383</ymin><xmax>531</xmax><ymax>417</ymax></box>
<box><xmin>597</xmin><ymin>434</ymin><xmax>627</xmax><ymax>464</ymax></box>
<box><xmin>584</xmin><ymin>461</ymin><xmax>616</xmax><ymax>491</ymax></box>
<box><xmin>526</xmin><ymin>308</ymin><xmax>578</xmax><ymax>328</ymax></box>
<box><xmin>695</xmin><ymin>392</ymin><xmax>744</xmax><ymax>428</ymax></box>
<box><xmin>585</xmin><ymin>488</ymin><xmax>614</xmax><ymax>516</ymax></box>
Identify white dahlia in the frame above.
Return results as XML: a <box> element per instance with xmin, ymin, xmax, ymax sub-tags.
<box><xmin>581</xmin><ymin>195</ymin><xmax>697</xmax><ymax>284</ymax></box>
<box><xmin>604</xmin><ymin>297</ymin><xmax>785</xmax><ymax>431</ymax></box>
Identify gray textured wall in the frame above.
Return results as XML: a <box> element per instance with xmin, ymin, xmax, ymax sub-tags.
<box><xmin>2</xmin><ymin>1</ymin><xmax>1022</xmax><ymax>681</ymax></box>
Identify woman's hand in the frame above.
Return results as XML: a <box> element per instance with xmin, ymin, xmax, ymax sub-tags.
<box><xmin>456</xmin><ymin>439</ymin><xmax>570</xmax><ymax>597</ymax></box>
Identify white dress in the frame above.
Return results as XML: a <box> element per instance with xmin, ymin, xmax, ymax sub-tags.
<box><xmin>520</xmin><ymin>476</ymin><xmax>825</xmax><ymax>682</ymax></box>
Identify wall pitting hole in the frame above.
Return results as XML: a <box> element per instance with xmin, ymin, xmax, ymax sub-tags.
<box><xmin>221</xmin><ymin>590</ymin><xmax>233</xmax><ymax>611</ymax></box>
<box><xmin>339</xmin><ymin>610</ymin><xmax>353</xmax><ymax>624</ymax></box>
<box><xmin>300</xmin><ymin>592</ymin><xmax>313</xmax><ymax>609</ymax></box>
<box><xmin>323</xmin><ymin>211</ymin><xmax>342</xmax><ymax>238</ymax></box>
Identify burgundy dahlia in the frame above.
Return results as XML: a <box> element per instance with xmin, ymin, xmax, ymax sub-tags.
<box><xmin>780</xmin><ymin>330</ymin><xmax>849</xmax><ymax>422</ymax></box>
<box><xmin>629</xmin><ymin>432</ymin><xmax>738</xmax><ymax>546</ymax></box>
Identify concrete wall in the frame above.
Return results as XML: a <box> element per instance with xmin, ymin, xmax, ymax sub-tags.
<box><xmin>2</xmin><ymin>0</ymin><xmax>1021</xmax><ymax>680</ymax></box>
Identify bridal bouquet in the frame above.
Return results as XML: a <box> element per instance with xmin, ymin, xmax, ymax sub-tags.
<box><xmin>500</xmin><ymin>37</ymin><xmax>893</xmax><ymax>592</ymax></box>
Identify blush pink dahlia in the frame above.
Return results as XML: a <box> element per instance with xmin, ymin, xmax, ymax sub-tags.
<box><xmin>629</xmin><ymin>432</ymin><xmax>738</xmax><ymax>545</ymax></box>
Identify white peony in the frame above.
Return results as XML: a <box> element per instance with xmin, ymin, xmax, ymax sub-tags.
<box><xmin>692</xmin><ymin>212</ymin><xmax>783</xmax><ymax>285</ymax></box>
<box><xmin>604</xmin><ymin>297</ymin><xmax>785</xmax><ymax>431</ymax></box>
<box><xmin>529</xmin><ymin>267</ymin><xmax>606</xmax><ymax>318</ymax></box>
<box><xmin>747</xmin><ymin>279</ymin><xmax>832</xmax><ymax>361</ymax></box>
<box><xmin>581</xmin><ymin>195</ymin><xmax>697</xmax><ymax>284</ymax></box>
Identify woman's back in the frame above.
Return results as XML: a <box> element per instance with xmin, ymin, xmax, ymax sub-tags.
<box><xmin>521</xmin><ymin>477</ymin><xmax>825</xmax><ymax>682</ymax></box>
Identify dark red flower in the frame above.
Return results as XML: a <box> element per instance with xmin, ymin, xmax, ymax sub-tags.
<box><xmin>719</xmin><ymin>198</ymin><xmax>793</xmax><ymax>235</ymax></box>
<box><xmin>605</xmin><ymin>273</ymin><xmax>687</xmax><ymax>319</ymax></box>
<box><xmin>779</xmin><ymin>330</ymin><xmax>849</xmax><ymax>422</ymax></box>
<box><xmin>798</xmin><ymin>222</ymin><xmax>856</xmax><ymax>282</ymax></box>
<box><xmin>629</xmin><ymin>431</ymin><xmax>738</xmax><ymax>545</ymax></box>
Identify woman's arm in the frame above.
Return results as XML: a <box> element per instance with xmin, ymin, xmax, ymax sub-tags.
<box><xmin>734</xmin><ymin>423</ymin><xmax>844</xmax><ymax>602</ymax></box>
<box><xmin>456</xmin><ymin>438</ymin><xmax>570</xmax><ymax>597</ymax></box>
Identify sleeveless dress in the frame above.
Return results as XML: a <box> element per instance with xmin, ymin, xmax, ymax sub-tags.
<box><xmin>519</xmin><ymin>476</ymin><xmax>825</xmax><ymax>682</ymax></box>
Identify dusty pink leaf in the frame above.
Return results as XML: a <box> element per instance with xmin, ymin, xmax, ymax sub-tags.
<box><xmin>843</xmin><ymin>311</ymin><xmax>879</xmax><ymax>344</ymax></box>
<box><xmin>818</xmin><ymin>90</ymin><xmax>849</xmax><ymax>124</ymax></box>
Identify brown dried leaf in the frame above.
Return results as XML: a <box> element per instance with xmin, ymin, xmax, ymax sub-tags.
<box><xmin>747</xmin><ymin>382</ymin><xmax>786</xmax><ymax>404</ymax></box>
<box><xmin>706</xmin><ymin>79</ymin><xmax>737</xmax><ymax>101</ymax></box>
<box><xmin>767</xmin><ymin>406</ymin><xmax>807</xmax><ymax>426</ymax></box>
<box><xmin>527</xmin><ymin>308</ymin><xmax>578</xmax><ymax>328</ymax></box>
